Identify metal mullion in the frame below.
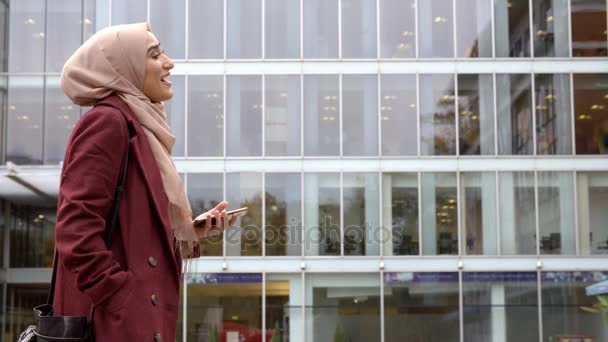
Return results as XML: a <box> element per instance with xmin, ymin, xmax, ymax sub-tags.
<box><xmin>537</xmin><ymin>270</ymin><xmax>543</xmax><ymax>342</ymax></box>
<box><xmin>456</xmin><ymin>169</ymin><xmax>462</xmax><ymax>256</ymax></box>
<box><xmin>573</xmin><ymin>170</ymin><xmax>580</xmax><ymax>255</ymax></box>
<box><xmin>378</xmin><ymin>170</ymin><xmax>383</xmax><ymax>257</ymax></box>
<box><xmin>417</xmin><ymin>171</ymin><xmax>422</xmax><ymax>255</ymax></box>
<box><xmin>376</xmin><ymin>0</ymin><xmax>380</xmax><ymax>59</ymax></box>
<box><xmin>338</xmin><ymin>0</ymin><xmax>342</xmax><ymax>59</ymax></box>
<box><xmin>223</xmin><ymin>0</ymin><xmax>227</xmax><ymax>60</ymax></box>
<box><xmin>416</xmin><ymin>72</ymin><xmax>421</xmax><ymax>156</ymax></box>
<box><xmin>493</xmin><ymin>73</ymin><xmax>498</xmax><ymax>155</ymax></box>
<box><xmin>534</xmin><ymin>171</ymin><xmax>540</xmax><ymax>256</ymax></box>
<box><xmin>223</xmin><ymin>74</ymin><xmax>227</xmax><ymax>157</ymax></box>
<box><xmin>262</xmin><ymin>75</ymin><xmax>266</xmax><ymax>157</ymax></box>
<box><xmin>452</xmin><ymin>0</ymin><xmax>457</xmax><ymax>58</ymax></box>
<box><xmin>529</xmin><ymin>0</ymin><xmax>534</xmax><ymax>58</ymax></box>
<box><xmin>223</xmin><ymin>172</ymin><xmax>227</xmax><ymax>257</ymax></box>
<box><xmin>339</xmin><ymin>73</ymin><xmax>343</xmax><ymax>157</ymax></box>
<box><xmin>458</xmin><ymin>271</ymin><xmax>464</xmax><ymax>342</ymax></box>
<box><xmin>414</xmin><ymin>0</ymin><xmax>419</xmax><ymax>59</ymax></box>
<box><xmin>300</xmin><ymin>0</ymin><xmax>303</xmax><ymax>59</ymax></box>
<box><xmin>262</xmin><ymin>0</ymin><xmax>265</xmax><ymax>60</ymax></box>
<box><xmin>567</xmin><ymin>0</ymin><xmax>573</xmax><ymax>58</ymax></box>
<box><xmin>491</xmin><ymin>0</ymin><xmax>496</xmax><ymax>58</ymax></box>
<box><xmin>109</xmin><ymin>0</ymin><xmax>112</xmax><ymax>25</ymax></box>
<box><xmin>455</xmin><ymin>74</ymin><xmax>460</xmax><ymax>155</ymax></box>
<box><xmin>377</xmin><ymin>74</ymin><xmax>382</xmax><ymax>157</ymax></box>
<box><xmin>495</xmin><ymin>171</ymin><xmax>501</xmax><ymax>255</ymax></box>
<box><xmin>340</xmin><ymin>172</ymin><xmax>344</xmax><ymax>256</ymax></box>
<box><xmin>262</xmin><ymin>272</ymin><xmax>267</xmax><ymax>342</ymax></box>
<box><xmin>301</xmin><ymin>272</ymin><xmax>306</xmax><ymax>342</ymax></box>
<box><xmin>569</xmin><ymin>73</ymin><xmax>576</xmax><ymax>155</ymax></box>
<box><xmin>301</xmin><ymin>172</ymin><xmax>305</xmax><ymax>257</ymax></box>
<box><xmin>147</xmin><ymin>0</ymin><xmax>150</xmax><ymax>23</ymax></box>
<box><xmin>185</xmin><ymin>0</ymin><xmax>189</xmax><ymax>59</ymax></box>
<box><xmin>42</xmin><ymin>0</ymin><xmax>48</xmax><ymax>164</ymax></box>
<box><xmin>380</xmin><ymin>271</ymin><xmax>385</xmax><ymax>342</ymax></box>
<box><xmin>184</xmin><ymin>75</ymin><xmax>189</xmax><ymax>157</ymax></box>
<box><xmin>262</xmin><ymin>172</ymin><xmax>266</xmax><ymax>257</ymax></box>
<box><xmin>182</xmin><ymin>270</ymin><xmax>187</xmax><ymax>342</ymax></box>
<box><xmin>531</xmin><ymin>73</ymin><xmax>538</xmax><ymax>155</ymax></box>
<box><xmin>300</xmin><ymin>74</ymin><xmax>304</xmax><ymax>157</ymax></box>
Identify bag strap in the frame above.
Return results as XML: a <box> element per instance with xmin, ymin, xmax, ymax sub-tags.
<box><xmin>47</xmin><ymin>104</ymin><xmax>133</xmax><ymax>313</ymax></box>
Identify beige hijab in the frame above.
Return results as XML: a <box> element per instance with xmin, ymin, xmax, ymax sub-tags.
<box><xmin>60</xmin><ymin>22</ymin><xmax>199</xmax><ymax>258</ymax></box>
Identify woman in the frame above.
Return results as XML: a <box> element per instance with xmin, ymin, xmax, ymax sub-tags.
<box><xmin>55</xmin><ymin>23</ymin><xmax>234</xmax><ymax>341</ymax></box>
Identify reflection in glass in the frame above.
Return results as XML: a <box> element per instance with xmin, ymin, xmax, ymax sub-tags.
<box><xmin>497</xmin><ymin>74</ymin><xmax>534</xmax><ymax>155</ymax></box>
<box><xmin>6</xmin><ymin>285</ymin><xmax>49</xmax><ymax>341</ymax></box>
<box><xmin>82</xmin><ymin>0</ymin><xmax>96</xmax><ymax>41</ymax></box>
<box><xmin>304</xmin><ymin>75</ymin><xmax>340</xmax><ymax>156</ymax></box>
<box><xmin>456</xmin><ymin>0</ymin><xmax>492</xmax><ymax>58</ymax></box>
<box><xmin>44</xmin><ymin>77</ymin><xmax>79</xmax><ymax>164</ymax></box>
<box><xmin>542</xmin><ymin>272</ymin><xmax>608</xmax><ymax>340</ymax></box>
<box><xmin>226</xmin><ymin>75</ymin><xmax>262</xmax><ymax>156</ymax></box>
<box><xmin>499</xmin><ymin>172</ymin><xmax>536</xmax><ymax>255</ymax></box>
<box><xmin>384</xmin><ymin>272</ymin><xmax>459</xmax><ymax>342</ymax></box>
<box><xmin>9</xmin><ymin>204</ymin><xmax>55</xmax><ymax>267</ymax></box>
<box><xmin>226</xmin><ymin>173</ymin><xmax>263</xmax><ymax>256</ymax></box>
<box><xmin>537</xmin><ymin>171</ymin><xmax>576</xmax><ymax>255</ymax></box>
<box><xmin>418</xmin><ymin>0</ymin><xmax>454</xmax><ymax>58</ymax></box>
<box><xmin>494</xmin><ymin>0</ymin><xmax>531</xmax><ymax>57</ymax></box>
<box><xmin>265</xmin><ymin>173</ymin><xmax>302</xmax><ymax>256</ymax></box>
<box><xmin>458</xmin><ymin>74</ymin><xmax>495</xmax><ymax>155</ymax></box>
<box><xmin>460</xmin><ymin>172</ymin><xmax>498</xmax><ymax>255</ymax></box>
<box><xmin>227</xmin><ymin>0</ymin><xmax>262</xmax><ymax>59</ymax></box>
<box><xmin>304</xmin><ymin>173</ymin><xmax>340</xmax><ymax>256</ymax></box>
<box><xmin>577</xmin><ymin>172</ymin><xmax>608</xmax><ymax>254</ymax></box>
<box><xmin>165</xmin><ymin>75</ymin><xmax>185</xmax><ymax>157</ymax></box>
<box><xmin>571</xmin><ymin>0</ymin><xmax>608</xmax><ymax>57</ymax></box>
<box><xmin>303</xmin><ymin>0</ymin><xmax>339</xmax><ymax>58</ymax></box>
<box><xmin>380</xmin><ymin>74</ymin><xmax>417</xmax><ymax>156</ymax></box>
<box><xmin>343</xmin><ymin>173</ymin><xmax>379</xmax><ymax>256</ymax></box>
<box><xmin>186</xmin><ymin>273</ymin><xmax>263</xmax><ymax>341</ymax></box>
<box><xmin>382</xmin><ymin>173</ymin><xmax>419</xmax><ymax>256</ymax></box>
<box><xmin>421</xmin><ymin>173</ymin><xmax>458</xmax><ymax>255</ymax></box>
<box><xmin>9</xmin><ymin>0</ymin><xmax>45</xmax><ymax>72</ymax></box>
<box><xmin>343</xmin><ymin>75</ymin><xmax>378</xmax><ymax>156</ymax></box>
<box><xmin>532</xmin><ymin>0</ymin><xmax>569</xmax><ymax>57</ymax></box>
<box><xmin>341</xmin><ymin>0</ymin><xmax>377</xmax><ymax>58</ymax></box>
<box><xmin>420</xmin><ymin>74</ymin><xmax>456</xmax><ymax>156</ymax></box>
<box><xmin>463</xmin><ymin>272</ymin><xmax>539</xmax><ymax>341</ymax></box>
<box><xmin>573</xmin><ymin>74</ymin><xmax>608</xmax><ymax>154</ymax></box>
<box><xmin>188</xmin><ymin>173</ymin><xmax>223</xmax><ymax>257</ymax></box>
<box><xmin>46</xmin><ymin>0</ymin><xmax>82</xmax><ymax>72</ymax></box>
<box><xmin>7</xmin><ymin>76</ymin><xmax>44</xmax><ymax>164</ymax></box>
<box><xmin>380</xmin><ymin>0</ymin><xmax>416</xmax><ymax>58</ymax></box>
<box><xmin>111</xmin><ymin>0</ymin><xmax>146</xmax><ymax>25</ymax></box>
<box><xmin>150</xmin><ymin>0</ymin><xmax>186</xmax><ymax>59</ymax></box>
<box><xmin>188</xmin><ymin>0</ymin><xmax>223</xmax><ymax>59</ymax></box>
<box><xmin>187</xmin><ymin>75</ymin><xmax>223</xmax><ymax>156</ymax></box>
<box><xmin>266</xmin><ymin>274</ymin><xmax>303</xmax><ymax>341</ymax></box>
<box><xmin>265</xmin><ymin>75</ymin><xmax>301</xmax><ymax>156</ymax></box>
<box><xmin>535</xmin><ymin>74</ymin><xmax>572</xmax><ymax>155</ymax></box>
<box><xmin>308</xmin><ymin>273</ymin><xmax>381</xmax><ymax>342</ymax></box>
<box><xmin>265</xmin><ymin>0</ymin><xmax>300</xmax><ymax>59</ymax></box>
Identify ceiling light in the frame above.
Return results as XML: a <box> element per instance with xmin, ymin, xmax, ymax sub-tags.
<box><xmin>546</xmin><ymin>16</ymin><xmax>554</xmax><ymax>22</ymax></box>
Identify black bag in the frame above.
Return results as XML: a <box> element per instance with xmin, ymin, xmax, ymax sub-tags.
<box><xmin>18</xmin><ymin>106</ymin><xmax>132</xmax><ymax>342</ymax></box>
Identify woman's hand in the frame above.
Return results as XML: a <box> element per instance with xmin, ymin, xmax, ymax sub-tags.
<box><xmin>193</xmin><ymin>201</ymin><xmax>238</xmax><ymax>239</ymax></box>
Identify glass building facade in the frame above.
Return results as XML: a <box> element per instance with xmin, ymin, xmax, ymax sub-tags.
<box><xmin>1</xmin><ymin>0</ymin><xmax>607</xmax><ymax>341</ymax></box>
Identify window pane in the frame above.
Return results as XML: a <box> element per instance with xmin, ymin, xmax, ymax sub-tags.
<box><xmin>499</xmin><ymin>171</ymin><xmax>536</xmax><ymax>255</ymax></box>
<box><xmin>343</xmin><ymin>74</ymin><xmax>378</xmax><ymax>156</ymax></box>
<box><xmin>571</xmin><ymin>0</ymin><xmax>608</xmax><ymax>57</ymax></box>
<box><xmin>150</xmin><ymin>0</ymin><xmax>185</xmax><ymax>59</ymax></box>
<box><xmin>265</xmin><ymin>173</ymin><xmax>302</xmax><ymax>256</ymax></box>
<box><xmin>535</xmin><ymin>74</ymin><xmax>573</xmax><ymax>155</ymax></box>
<box><xmin>463</xmin><ymin>272</ymin><xmax>539</xmax><ymax>341</ymax></box>
<box><xmin>227</xmin><ymin>75</ymin><xmax>262</xmax><ymax>156</ymax></box>
<box><xmin>304</xmin><ymin>75</ymin><xmax>340</xmax><ymax>156</ymax></box>
<box><xmin>573</xmin><ymin>73</ymin><xmax>608</xmax><ymax>154</ymax></box>
<box><xmin>186</xmin><ymin>273</ymin><xmax>262</xmax><ymax>341</ymax></box>
<box><xmin>7</xmin><ymin>76</ymin><xmax>44</xmax><ymax>164</ymax></box>
<box><xmin>303</xmin><ymin>0</ymin><xmax>339</xmax><ymax>58</ymax></box>
<box><xmin>497</xmin><ymin>74</ymin><xmax>534</xmax><ymax>155</ymax></box>
<box><xmin>458</xmin><ymin>74</ymin><xmax>495</xmax><ymax>155</ymax></box>
<box><xmin>188</xmin><ymin>0</ymin><xmax>223</xmax><ymax>59</ymax></box>
<box><xmin>0</xmin><ymin>1</ymin><xmax>8</xmax><ymax>72</ymax></box>
<box><xmin>266</xmin><ymin>274</ymin><xmax>303</xmax><ymax>341</ymax></box>
<box><xmin>82</xmin><ymin>0</ymin><xmax>96</xmax><ymax>41</ymax></box>
<box><xmin>9</xmin><ymin>0</ymin><xmax>45</xmax><ymax>72</ymax></box>
<box><xmin>456</xmin><ymin>0</ymin><xmax>492</xmax><ymax>57</ymax></box>
<box><xmin>380</xmin><ymin>74</ymin><xmax>417</xmax><ymax>156</ymax></box>
<box><xmin>542</xmin><ymin>272</ymin><xmax>608</xmax><ymax>340</ymax></box>
<box><xmin>307</xmin><ymin>273</ymin><xmax>381</xmax><ymax>342</ymax></box>
<box><xmin>533</xmin><ymin>0</ymin><xmax>569</xmax><ymax>57</ymax></box>
<box><xmin>461</xmin><ymin>172</ymin><xmax>498</xmax><ymax>255</ymax></box>
<box><xmin>227</xmin><ymin>0</ymin><xmax>262</xmax><ymax>59</ymax></box>
<box><xmin>10</xmin><ymin>204</ymin><xmax>55</xmax><ymax>267</ymax></box>
<box><xmin>164</xmin><ymin>75</ymin><xmax>185</xmax><ymax>157</ymax></box>
<box><xmin>226</xmin><ymin>173</ymin><xmax>263</xmax><ymax>256</ymax></box>
<box><xmin>343</xmin><ymin>173</ymin><xmax>379</xmax><ymax>256</ymax></box>
<box><xmin>342</xmin><ymin>0</ymin><xmax>377</xmax><ymax>58</ymax></box>
<box><xmin>380</xmin><ymin>0</ymin><xmax>416</xmax><ymax>58</ymax></box>
<box><xmin>188</xmin><ymin>173</ymin><xmax>223</xmax><ymax>256</ymax></box>
<box><xmin>382</xmin><ymin>173</ymin><xmax>419</xmax><ymax>256</ymax></box>
<box><xmin>494</xmin><ymin>0</ymin><xmax>531</xmax><ymax>57</ymax></box>
<box><xmin>421</xmin><ymin>173</ymin><xmax>458</xmax><ymax>255</ymax></box>
<box><xmin>420</xmin><ymin>74</ymin><xmax>456</xmax><ymax>155</ymax></box>
<box><xmin>385</xmin><ymin>272</ymin><xmax>459</xmax><ymax>342</ymax></box>
<box><xmin>187</xmin><ymin>75</ymin><xmax>223</xmax><ymax>156</ymax></box>
<box><xmin>46</xmin><ymin>0</ymin><xmax>81</xmax><ymax>72</ymax></box>
<box><xmin>6</xmin><ymin>285</ymin><xmax>49</xmax><ymax>340</ymax></box>
<box><xmin>44</xmin><ymin>77</ymin><xmax>79</xmax><ymax>164</ymax></box>
<box><xmin>111</xmin><ymin>0</ymin><xmax>146</xmax><ymax>25</ymax></box>
<box><xmin>304</xmin><ymin>173</ymin><xmax>340</xmax><ymax>256</ymax></box>
<box><xmin>577</xmin><ymin>172</ymin><xmax>608</xmax><ymax>255</ymax></box>
<box><xmin>537</xmin><ymin>171</ymin><xmax>576</xmax><ymax>255</ymax></box>
<box><xmin>418</xmin><ymin>0</ymin><xmax>454</xmax><ymax>58</ymax></box>
<box><xmin>265</xmin><ymin>75</ymin><xmax>301</xmax><ymax>156</ymax></box>
<box><xmin>265</xmin><ymin>0</ymin><xmax>300</xmax><ymax>58</ymax></box>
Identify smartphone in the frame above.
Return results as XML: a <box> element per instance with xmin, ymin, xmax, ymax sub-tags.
<box><xmin>193</xmin><ymin>207</ymin><xmax>248</xmax><ymax>227</ymax></box>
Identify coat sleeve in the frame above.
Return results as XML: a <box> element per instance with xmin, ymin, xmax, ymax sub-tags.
<box><xmin>55</xmin><ymin>105</ymin><xmax>134</xmax><ymax>312</ymax></box>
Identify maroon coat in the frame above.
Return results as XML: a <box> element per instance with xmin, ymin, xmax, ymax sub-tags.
<box><xmin>54</xmin><ymin>95</ymin><xmax>182</xmax><ymax>341</ymax></box>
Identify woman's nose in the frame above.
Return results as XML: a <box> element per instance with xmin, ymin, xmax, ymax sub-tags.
<box><xmin>164</xmin><ymin>57</ymin><xmax>175</xmax><ymax>70</ymax></box>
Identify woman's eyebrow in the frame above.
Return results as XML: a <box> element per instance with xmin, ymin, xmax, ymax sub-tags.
<box><xmin>147</xmin><ymin>44</ymin><xmax>161</xmax><ymax>53</ymax></box>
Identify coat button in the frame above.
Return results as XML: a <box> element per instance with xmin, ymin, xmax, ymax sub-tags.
<box><xmin>148</xmin><ymin>256</ymin><xmax>157</xmax><ymax>267</ymax></box>
<box><xmin>154</xmin><ymin>333</ymin><xmax>162</xmax><ymax>342</ymax></box>
<box><xmin>151</xmin><ymin>294</ymin><xmax>158</xmax><ymax>305</ymax></box>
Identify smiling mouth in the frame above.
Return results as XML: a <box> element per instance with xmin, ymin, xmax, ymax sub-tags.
<box><xmin>161</xmin><ymin>75</ymin><xmax>172</xmax><ymax>86</ymax></box>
